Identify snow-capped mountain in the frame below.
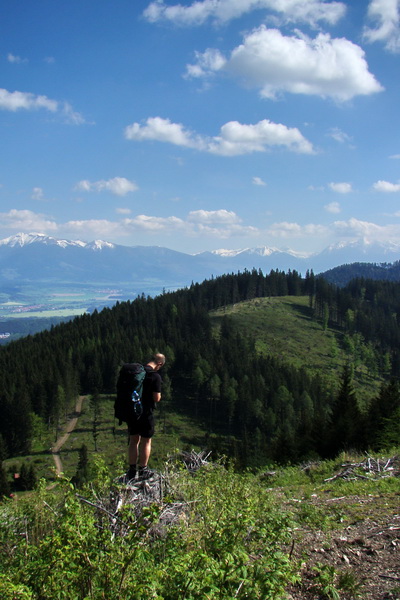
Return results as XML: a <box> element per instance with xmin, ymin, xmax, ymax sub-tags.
<box><xmin>0</xmin><ymin>232</ymin><xmax>399</xmax><ymax>288</ymax></box>
<box><xmin>0</xmin><ymin>232</ymin><xmax>86</xmax><ymax>249</ymax></box>
<box><xmin>0</xmin><ymin>232</ymin><xmax>113</xmax><ymax>250</ymax></box>
<box><xmin>204</xmin><ymin>246</ymin><xmax>311</xmax><ymax>259</ymax></box>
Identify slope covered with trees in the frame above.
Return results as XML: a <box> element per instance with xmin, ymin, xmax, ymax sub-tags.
<box><xmin>0</xmin><ymin>269</ymin><xmax>399</xmax><ymax>471</ymax></box>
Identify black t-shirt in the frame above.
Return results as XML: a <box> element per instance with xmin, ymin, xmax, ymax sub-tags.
<box><xmin>141</xmin><ymin>365</ymin><xmax>162</xmax><ymax>412</ymax></box>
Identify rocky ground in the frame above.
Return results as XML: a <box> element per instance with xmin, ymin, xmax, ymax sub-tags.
<box><xmin>285</xmin><ymin>459</ymin><xmax>400</xmax><ymax>599</ymax></box>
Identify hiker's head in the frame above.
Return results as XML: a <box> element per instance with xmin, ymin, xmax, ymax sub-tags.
<box><xmin>151</xmin><ymin>353</ymin><xmax>165</xmax><ymax>370</ymax></box>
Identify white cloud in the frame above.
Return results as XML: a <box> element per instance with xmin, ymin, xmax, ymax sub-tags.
<box><xmin>125</xmin><ymin>116</ymin><xmax>314</xmax><ymax>155</ymax></box>
<box><xmin>267</xmin><ymin>221</ymin><xmax>327</xmax><ymax>237</ymax></box>
<box><xmin>143</xmin><ymin>0</ymin><xmax>346</xmax><ymax>27</ymax></box>
<box><xmin>329</xmin><ymin>182</ymin><xmax>353</xmax><ymax>193</ymax></box>
<box><xmin>188</xmin><ymin>209</ymin><xmax>241</xmax><ymax>223</ymax></box>
<box><xmin>333</xmin><ymin>216</ymin><xmax>400</xmax><ymax>241</ymax></box>
<box><xmin>327</xmin><ymin>127</ymin><xmax>353</xmax><ymax>144</ymax></box>
<box><xmin>209</xmin><ymin>120</ymin><xmax>314</xmax><ymax>155</ymax></box>
<box><xmin>116</xmin><ymin>207</ymin><xmax>132</xmax><ymax>215</ymax></box>
<box><xmin>31</xmin><ymin>187</ymin><xmax>45</xmax><ymax>201</ymax></box>
<box><xmin>0</xmin><ymin>88</ymin><xmax>58</xmax><ymax>112</ymax></box>
<box><xmin>0</xmin><ymin>209</ymin><xmax>58</xmax><ymax>232</ymax></box>
<box><xmin>123</xmin><ymin>215</ymin><xmax>187</xmax><ymax>232</ymax></box>
<box><xmin>185</xmin><ymin>49</ymin><xmax>226</xmax><ymax>78</ymax></box>
<box><xmin>64</xmin><ymin>219</ymin><xmax>122</xmax><ymax>237</ymax></box>
<box><xmin>389</xmin><ymin>153</ymin><xmax>400</xmax><ymax>159</ymax></box>
<box><xmin>0</xmin><ymin>87</ymin><xmax>85</xmax><ymax>123</ymax></box>
<box><xmin>7</xmin><ymin>53</ymin><xmax>27</xmax><ymax>64</ymax></box>
<box><xmin>325</xmin><ymin>201</ymin><xmax>341</xmax><ymax>213</ymax></box>
<box><xmin>373</xmin><ymin>179</ymin><xmax>400</xmax><ymax>192</ymax></box>
<box><xmin>253</xmin><ymin>176</ymin><xmax>266</xmax><ymax>186</ymax></box>
<box><xmin>62</xmin><ymin>102</ymin><xmax>86</xmax><ymax>125</ymax></box>
<box><xmin>364</xmin><ymin>0</ymin><xmax>400</xmax><ymax>52</ymax></box>
<box><xmin>75</xmin><ymin>177</ymin><xmax>138</xmax><ymax>196</ymax></box>
<box><xmin>186</xmin><ymin>209</ymin><xmax>259</xmax><ymax>238</ymax></box>
<box><xmin>199</xmin><ymin>27</ymin><xmax>383</xmax><ymax>101</ymax></box>
<box><xmin>62</xmin><ymin>210</ymin><xmax>259</xmax><ymax>240</ymax></box>
<box><xmin>125</xmin><ymin>117</ymin><xmax>203</xmax><ymax>149</ymax></box>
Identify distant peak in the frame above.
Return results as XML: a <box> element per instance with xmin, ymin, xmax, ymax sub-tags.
<box><xmin>86</xmin><ymin>239</ymin><xmax>115</xmax><ymax>251</ymax></box>
<box><xmin>205</xmin><ymin>246</ymin><xmax>311</xmax><ymax>259</ymax></box>
<box><xmin>0</xmin><ymin>232</ymin><xmax>115</xmax><ymax>250</ymax></box>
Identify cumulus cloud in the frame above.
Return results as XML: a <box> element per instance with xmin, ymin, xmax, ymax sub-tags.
<box><xmin>187</xmin><ymin>27</ymin><xmax>383</xmax><ymax>101</ymax></box>
<box><xmin>267</xmin><ymin>221</ymin><xmax>327</xmax><ymax>238</ymax></box>
<box><xmin>364</xmin><ymin>0</ymin><xmax>400</xmax><ymax>52</ymax></box>
<box><xmin>373</xmin><ymin>179</ymin><xmax>400</xmax><ymax>192</ymax></box>
<box><xmin>253</xmin><ymin>176</ymin><xmax>266</xmax><ymax>186</ymax></box>
<box><xmin>123</xmin><ymin>214</ymin><xmax>187</xmax><ymax>231</ymax></box>
<box><xmin>143</xmin><ymin>0</ymin><xmax>346</xmax><ymax>27</ymax></box>
<box><xmin>64</xmin><ymin>219</ymin><xmax>122</xmax><ymax>237</ymax></box>
<box><xmin>329</xmin><ymin>182</ymin><xmax>353</xmax><ymax>193</ymax></box>
<box><xmin>75</xmin><ymin>177</ymin><xmax>138</xmax><ymax>196</ymax></box>
<box><xmin>59</xmin><ymin>209</ymin><xmax>259</xmax><ymax>241</ymax></box>
<box><xmin>209</xmin><ymin>120</ymin><xmax>314</xmax><ymax>155</ymax></box>
<box><xmin>125</xmin><ymin>116</ymin><xmax>203</xmax><ymax>149</ymax></box>
<box><xmin>0</xmin><ymin>87</ymin><xmax>85</xmax><ymax>123</ymax></box>
<box><xmin>185</xmin><ymin>48</ymin><xmax>226</xmax><ymax>78</ymax></box>
<box><xmin>0</xmin><ymin>88</ymin><xmax>58</xmax><ymax>112</ymax></box>
<box><xmin>188</xmin><ymin>209</ymin><xmax>241</xmax><ymax>223</ymax></box>
<box><xmin>125</xmin><ymin>116</ymin><xmax>314</xmax><ymax>155</ymax></box>
<box><xmin>333</xmin><ymin>216</ymin><xmax>400</xmax><ymax>241</ymax></box>
<box><xmin>0</xmin><ymin>209</ymin><xmax>58</xmax><ymax>232</ymax></box>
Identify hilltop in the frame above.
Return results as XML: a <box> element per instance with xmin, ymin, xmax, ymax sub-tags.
<box><xmin>210</xmin><ymin>295</ymin><xmax>382</xmax><ymax>397</ymax></box>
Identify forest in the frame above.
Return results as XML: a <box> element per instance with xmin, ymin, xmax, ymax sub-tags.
<box><xmin>0</xmin><ymin>268</ymin><xmax>399</xmax><ymax>476</ymax></box>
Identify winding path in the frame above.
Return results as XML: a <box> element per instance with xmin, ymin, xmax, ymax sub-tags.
<box><xmin>50</xmin><ymin>396</ymin><xmax>86</xmax><ymax>476</ymax></box>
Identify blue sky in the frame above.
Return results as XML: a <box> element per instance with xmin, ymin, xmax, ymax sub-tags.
<box><xmin>1</xmin><ymin>0</ymin><xmax>400</xmax><ymax>255</ymax></box>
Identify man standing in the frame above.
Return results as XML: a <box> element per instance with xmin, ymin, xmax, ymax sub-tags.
<box><xmin>125</xmin><ymin>353</ymin><xmax>165</xmax><ymax>481</ymax></box>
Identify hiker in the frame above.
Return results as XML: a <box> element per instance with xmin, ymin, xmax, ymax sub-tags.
<box><xmin>125</xmin><ymin>353</ymin><xmax>165</xmax><ymax>481</ymax></box>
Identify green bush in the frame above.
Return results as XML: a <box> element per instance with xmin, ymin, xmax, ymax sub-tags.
<box><xmin>0</xmin><ymin>464</ymin><xmax>299</xmax><ymax>600</ymax></box>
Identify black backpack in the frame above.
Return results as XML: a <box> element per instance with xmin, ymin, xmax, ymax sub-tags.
<box><xmin>115</xmin><ymin>363</ymin><xmax>146</xmax><ymax>425</ymax></box>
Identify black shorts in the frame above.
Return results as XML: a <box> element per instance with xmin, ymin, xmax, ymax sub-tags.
<box><xmin>128</xmin><ymin>412</ymin><xmax>155</xmax><ymax>438</ymax></box>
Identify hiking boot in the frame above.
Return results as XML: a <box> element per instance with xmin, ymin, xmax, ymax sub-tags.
<box><xmin>125</xmin><ymin>467</ymin><xmax>136</xmax><ymax>483</ymax></box>
<box><xmin>138</xmin><ymin>466</ymin><xmax>154</xmax><ymax>481</ymax></box>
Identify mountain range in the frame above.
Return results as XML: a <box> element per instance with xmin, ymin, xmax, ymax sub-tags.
<box><xmin>1</xmin><ymin>232</ymin><xmax>400</xmax><ymax>292</ymax></box>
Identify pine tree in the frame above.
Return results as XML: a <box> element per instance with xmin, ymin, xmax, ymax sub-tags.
<box><xmin>72</xmin><ymin>444</ymin><xmax>90</xmax><ymax>488</ymax></box>
<box><xmin>329</xmin><ymin>365</ymin><xmax>364</xmax><ymax>455</ymax></box>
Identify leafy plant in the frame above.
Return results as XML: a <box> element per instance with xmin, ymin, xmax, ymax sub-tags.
<box><xmin>311</xmin><ymin>563</ymin><xmax>340</xmax><ymax>599</ymax></box>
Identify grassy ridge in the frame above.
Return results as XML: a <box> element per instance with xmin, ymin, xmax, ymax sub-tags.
<box><xmin>210</xmin><ymin>295</ymin><xmax>381</xmax><ymax>396</ymax></box>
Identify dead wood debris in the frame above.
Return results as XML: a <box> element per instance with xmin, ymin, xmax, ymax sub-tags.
<box><xmin>324</xmin><ymin>455</ymin><xmax>400</xmax><ymax>483</ymax></box>
<box><xmin>76</xmin><ymin>450</ymin><xmax>211</xmax><ymax>539</ymax></box>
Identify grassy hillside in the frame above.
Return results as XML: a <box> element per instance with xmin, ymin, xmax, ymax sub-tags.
<box><xmin>210</xmin><ymin>295</ymin><xmax>381</xmax><ymax>397</ymax></box>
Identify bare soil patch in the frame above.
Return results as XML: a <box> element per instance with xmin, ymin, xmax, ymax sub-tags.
<box><xmin>286</xmin><ymin>474</ymin><xmax>400</xmax><ymax>599</ymax></box>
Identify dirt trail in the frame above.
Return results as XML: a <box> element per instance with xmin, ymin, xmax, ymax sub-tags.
<box><xmin>51</xmin><ymin>396</ymin><xmax>85</xmax><ymax>476</ymax></box>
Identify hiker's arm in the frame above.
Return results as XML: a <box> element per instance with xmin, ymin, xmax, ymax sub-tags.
<box><xmin>153</xmin><ymin>391</ymin><xmax>161</xmax><ymax>403</ymax></box>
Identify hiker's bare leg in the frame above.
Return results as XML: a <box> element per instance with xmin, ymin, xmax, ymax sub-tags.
<box><xmin>128</xmin><ymin>434</ymin><xmax>140</xmax><ymax>465</ymax></box>
<box><xmin>139</xmin><ymin>437</ymin><xmax>152</xmax><ymax>467</ymax></box>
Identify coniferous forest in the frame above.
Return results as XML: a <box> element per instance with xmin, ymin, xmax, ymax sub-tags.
<box><xmin>0</xmin><ymin>269</ymin><xmax>399</xmax><ymax>469</ymax></box>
